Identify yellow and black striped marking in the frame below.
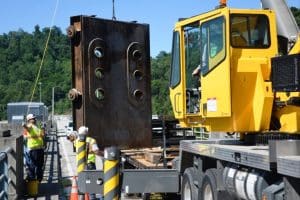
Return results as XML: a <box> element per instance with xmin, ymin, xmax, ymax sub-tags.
<box><xmin>76</xmin><ymin>140</ymin><xmax>86</xmax><ymax>173</ymax></box>
<box><xmin>104</xmin><ymin>158</ymin><xmax>119</xmax><ymax>200</ymax></box>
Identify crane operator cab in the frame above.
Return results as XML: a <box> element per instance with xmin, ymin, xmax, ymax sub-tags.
<box><xmin>169</xmin><ymin>4</ymin><xmax>291</xmax><ymax>133</ymax></box>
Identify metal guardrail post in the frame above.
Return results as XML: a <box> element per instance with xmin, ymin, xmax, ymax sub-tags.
<box><xmin>76</xmin><ymin>137</ymin><xmax>87</xmax><ymax>173</ymax></box>
<box><xmin>76</xmin><ymin>132</ymin><xmax>86</xmax><ymax>199</ymax></box>
<box><xmin>0</xmin><ymin>147</ymin><xmax>13</xmax><ymax>200</ymax></box>
<box><xmin>104</xmin><ymin>146</ymin><xmax>120</xmax><ymax>200</ymax></box>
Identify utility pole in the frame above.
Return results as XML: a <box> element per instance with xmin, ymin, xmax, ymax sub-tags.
<box><xmin>39</xmin><ymin>82</ymin><xmax>42</xmax><ymax>102</ymax></box>
<box><xmin>52</xmin><ymin>87</ymin><xmax>55</xmax><ymax>126</ymax></box>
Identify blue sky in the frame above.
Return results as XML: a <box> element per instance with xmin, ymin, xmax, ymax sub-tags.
<box><xmin>0</xmin><ymin>0</ymin><xmax>299</xmax><ymax>57</ymax></box>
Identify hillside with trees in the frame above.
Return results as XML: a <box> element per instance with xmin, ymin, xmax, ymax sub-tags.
<box><xmin>0</xmin><ymin>25</ymin><xmax>71</xmax><ymax>120</ymax></box>
<box><xmin>0</xmin><ymin>25</ymin><xmax>173</xmax><ymax>120</ymax></box>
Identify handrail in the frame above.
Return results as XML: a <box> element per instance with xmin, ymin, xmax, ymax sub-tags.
<box><xmin>0</xmin><ymin>147</ymin><xmax>13</xmax><ymax>200</ymax></box>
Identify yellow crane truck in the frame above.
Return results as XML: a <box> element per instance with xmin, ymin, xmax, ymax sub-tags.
<box><xmin>68</xmin><ymin>0</ymin><xmax>300</xmax><ymax>199</ymax></box>
<box><xmin>168</xmin><ymin>0</ymin><xmax>300</xmax><ymax>199</ymax></box>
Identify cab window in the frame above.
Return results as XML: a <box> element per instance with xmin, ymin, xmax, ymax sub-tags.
<box><xmin>170</xmin><ymin>31</ymin><xmax>181</xmax><ymax>88</ymax></box>
<box><xmin>201</xmin><ymin>17</ymin><xmax>226</xmax><ymax>75</ymax></box>
<box><xmin>230</xmin><ymin>14</ymin><xmax>270</xmax><ymax>48</ymax></box>
<box><xmin>184</xmin><ymin>22</ymin><xmax>201</xmax><ymax>89</ymax></box>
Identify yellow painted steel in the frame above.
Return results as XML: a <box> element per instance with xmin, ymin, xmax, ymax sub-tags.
<box><xmin>104</xmin><ymin>160</ymin><xmax>118</xmax><ymax>173</ymax></box>
<box><xmin>76</xmin><ymin>140</ymin><xmax>86</xmax><ymax>173</ymax></box>
<box><xmin>273</xmin><ymin>34</ymin><xmax>300</xmax><ymax>133</ymax></box>
<box><xmin>103</xmin><ymin>174</ymin><xmax>119</xmax><ymax>195</ymax></box>
<box><xmin>274</xmin><ymin>92</ymin><xmax>300</xmax><ymax>133</ymax></box>
<box><xmin>169</xmin><ymin>7</ymin><xmax>300</xmax><ymax>133</ymax></box>
<box><xmin>104</xmin><ymin>159</ymin><xmax>119</xmax><ymax>200</ymax></box>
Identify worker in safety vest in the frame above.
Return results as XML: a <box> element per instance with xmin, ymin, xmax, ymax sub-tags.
<box><xmin>23</xmin><ymin>114</ymin><xmax>45</xmax><ymax>181</ymax></box>
<box><xmin>67</xmin><ymin>128</ymin><xmax>103</xmax><ymax>169</ymax></box>
<box><xmin>67</xmin><ymin>127</ymin><xmax>103</xmax><ymax>200</ymax></box>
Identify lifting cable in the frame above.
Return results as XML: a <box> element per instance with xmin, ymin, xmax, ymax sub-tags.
<box><xmin>27</xmin><ymin>0</ymin><xmax>60</xmax><ymax>115</ymax></box>
<box><xmin>112</xmin><ymin>0</ymin><xmax>116</xmax><ymax>20</ymax></box>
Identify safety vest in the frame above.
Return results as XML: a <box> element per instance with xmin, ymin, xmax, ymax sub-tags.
<box><xmin>75</xmin><ymin>137</ymin><xmax>97</xmax><ymax>164</ymax></box>
<box><xmin>27</xmin><ymin>125</ymin><xmax>44</xmax><ymax>150</ymax></box>
<box><xmin>86</xmin><ymin>137</ymin><xmax>96</xmax><ymax>164</ymax></box>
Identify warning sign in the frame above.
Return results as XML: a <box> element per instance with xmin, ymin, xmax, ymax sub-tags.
<box><xmin>207</xmin><ymin>98</ymin><xmax>217</xmax><ymax>112</ymax></box>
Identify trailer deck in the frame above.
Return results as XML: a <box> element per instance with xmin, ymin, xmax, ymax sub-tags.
<box><xmin>180</xmin><ymin>139</ymin><xmax>300</xmax><ymax>178</ymax></box>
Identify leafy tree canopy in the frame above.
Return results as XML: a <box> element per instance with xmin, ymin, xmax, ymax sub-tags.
<box><xmin>0</xmin><ymin>26</ymin><xmax>71</xmax><ymax>119</ymax></box>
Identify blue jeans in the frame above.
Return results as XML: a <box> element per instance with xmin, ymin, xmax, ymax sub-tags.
<box><xmin>28</xmin><ymin>149</ymin><xmax>44</xmax><ymax>181</ymax></box>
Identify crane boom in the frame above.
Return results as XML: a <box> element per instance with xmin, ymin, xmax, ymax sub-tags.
<box><xmin>261</xmin><ymin>0</ymin><xmax>299</xmax><ymax>50</ymax></box>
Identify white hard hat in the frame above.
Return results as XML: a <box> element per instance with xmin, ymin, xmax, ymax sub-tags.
<box><xmin>67</xmin><ymin>131</ymin><xmax>78</xmax><ymax>138</ymax></box>
<box><xmin>78</xmin><ymin>126</ymin><xmax>88</xmax><ymax>135</ymax></box>
<box><xmin>26</xmin><ymin>114</ymin><xmax>36</xmax><ymax>121</ymax></box>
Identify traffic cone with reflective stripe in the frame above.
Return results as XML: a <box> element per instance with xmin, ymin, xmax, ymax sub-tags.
<box><xmin>69</xmin><ymin>176</ymin><xmax>78</xmax><ymax>200</ymax></box>
<box><xmin>84</xmin><ymin>193</ymin><xmax>90</xmax><ymax>200</ymax></box>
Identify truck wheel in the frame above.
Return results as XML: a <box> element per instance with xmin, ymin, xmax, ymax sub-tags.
<box><xmin>181</xmin><ymin>167</ymin><xmax>198</xmax><ymax>200</ymax></box>
<box><xmin>201</xmin><ymin>169</ymin><xmax>218</xmax><ymax>200</ymax></box>
<box><xmin>141</xmin><ymin>193</ymin><xmax>150</xmax><ymax>200</ymax></box>
<box><xmin>164</xmin><ymin>193</ymin><xmax>181</xmax><ymax>200</ymax></box>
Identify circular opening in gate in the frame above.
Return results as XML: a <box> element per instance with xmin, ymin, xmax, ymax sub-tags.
<box><xmin>133</xmin><ymin>70</ymin><xmax>143</xmax><ymax>81</ymax></box>
<box><xmin>95</xmin><ymin>68</ymin><xmax>104</xmax><ymax>79</ymax></box>
<box><xmin>132</xmin><ymin>50</ymin><xmax>142</xmax><ymax>60</ymax></box>
<box><xmin>95</xmin><ymin>88</ymin><xmax>105</xmax><ymax>100</ymax></box>
<box><xmin>133</xmin><ymin>89</ymin><xmax>143</xmax><ymax>101</ymax></box>
<box><xmin>94</xmin><ymin>47</ymin><xmax>104</xmax><ymax>58</ymax></box>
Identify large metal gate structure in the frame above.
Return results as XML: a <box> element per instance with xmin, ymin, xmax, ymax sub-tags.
<box><xmin>68</xmin><ymin>16</ymin><xmax>152</xmax><ymax>148</ymax></box>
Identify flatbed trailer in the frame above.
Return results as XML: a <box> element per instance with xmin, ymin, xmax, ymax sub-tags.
<box><xmin>122</xmin><ymin>147</ymin><xmax>179</xmax><ymax>169</ymax></box>
<box><xmin>178</xmin><ymin>139</ymin><xmax>300</xmax><ymax>199</ymax></box>
<box><xmin>78</xmin><ymin>139</ymin><xmax>300</xmax><ymax>200</ymax></box>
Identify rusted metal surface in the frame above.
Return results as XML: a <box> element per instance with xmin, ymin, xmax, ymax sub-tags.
<box><xmin>70</xmin><ymin>16</ymin><xmax>152</xmax><ymax>148</ymax></box>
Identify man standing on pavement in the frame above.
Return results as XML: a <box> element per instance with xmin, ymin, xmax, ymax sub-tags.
<box><xmin>23</xmin><ymin>114</ymin><xmax>45</xmax><ymax>182</ymax></box>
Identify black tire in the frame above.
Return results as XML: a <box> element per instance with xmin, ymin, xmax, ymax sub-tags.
<box><xmin>142</xmin><ymin>193</ymin><xmax>150</xmax><ymax>200</ymax></box>
<box><xmin>201</xmin><ymin>169</ymin><xmax>218</xmax><ymax>200</ymax></box>
<box><xmin>164</xmin><ymin>193</ymin><xmax>181</xmax><ymax>200</ymax></box>
<box><xmin>181</xmin><ymin>167</ymin><xmax>198</xmax><ymax>200</ymax></box>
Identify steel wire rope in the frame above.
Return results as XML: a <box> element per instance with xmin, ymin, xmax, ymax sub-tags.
<box><xmin>112</xmin><ymin>0</ymin><xmax>116</xmax><ymax>20</ymax></box>
<box><xmin>27</xmin><ymin>0</ymin><xmax>60</xmax><ymax>115</ymax></box>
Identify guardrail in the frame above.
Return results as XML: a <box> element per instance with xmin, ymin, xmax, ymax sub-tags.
<box><xmin>0</xmin><ymin>147</ymin><xmax>13</xmax><ymax>200</ymax></box>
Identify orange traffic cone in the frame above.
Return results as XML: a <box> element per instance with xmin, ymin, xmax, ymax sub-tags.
<box><xmin>84</xmin><ymin>193</ymin><xmax>90</xmax><ymax>200</ymax></box>
<box><xmin>69</xmin><ymin>176</ymin><xmax>79</xmax><ymax>200</ymax></box>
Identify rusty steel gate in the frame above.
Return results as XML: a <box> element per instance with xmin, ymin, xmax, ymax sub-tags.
<box><xmin>68</xmin><ymin>16</ymin><xmax>152</xmax><ymax>148</ymax></box>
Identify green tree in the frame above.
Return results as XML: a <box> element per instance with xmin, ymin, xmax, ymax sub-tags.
<box><xmin>291</xmin><ymin>7</ymin><xmax>300</xmax><ymax>28</ymax></box>
<box><xmin>151</xmin><ymin>51</ymin><xmax>173</xmax><ymax>117</ymax></box>
<box><xmin>0</xmin><ymin>26</ymin><xmax>71</xmax><ymax>119</ymax></box>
